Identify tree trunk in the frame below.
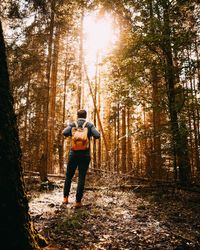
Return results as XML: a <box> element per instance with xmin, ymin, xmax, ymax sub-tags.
<box><xmin>77</xmin><ymin>8</ymin><xmax>84</xmax><ymax>109</ymax></box>
<box><xmin>113</xmin><ymin>106</ymin><xmax>117</xmax><ymax>172</ymax></box>
<box><xmin>121</xmin><ymin>107</ymin><xmax>126</xmax><ymax>173</ymax></box>
<box><xmin>93</xmin><ymin>54</ymin><xmax>98</xmax><ymax>169</ymax></box>
<box><xmin>58</xmin><ymin>57</ymin><xmax>71</xmax><ymax>174</ymax></box>
<box><xmin>48</xmin><ymin>27</ymin><xmax>60</xmax><ymax>173</ymax></box>
<box><xmin>195</xmin><ymin>39</ymin><xmax>200</xmax><ymax>90</ymax></box>
<box><xmin>23</xmin><ymin>77</ymin><xmax>31</xmax><ymax>172</ymax></box>
<box><xmin>0</xmin><ymin>20</ymin><xmax>44</xmax><ymax>250</ymax></box>
<box><xmin>85</xmin><ymin>66</ymin><xmax>109</xmax><ymax>166</ymax></box>
<box><xmin>151</xmin><ymin>65</ymin><xmax>162</xmax><ymax>178</ymax></box>
<box><xmin>162</xmin><ymin>2</ymin><xmax>191</xmax><ymax>185</ymax></box>
<box><xmin>116</xmin><ymin>103</ymin><xmax>120</xmax><ymax>173</ymax></box>
<box><xmin>97</xmin><ymin>58</ymin><xmax>101</xmax><ymax>169</ymax></box>
<box><xmin>190</xmin><ymin>69</ymin><xmax>200</xmax><ymax>175</ymax></box>
<box><xmin>34</xmin><ymin>72</ymin><xmax>45</xmax><ymax>175</ymax></box>
<box><xmin>149</xmin><ymin>0</ymin><xmax>162</xmax><ymax>179</ymax></box>
<box><xmin>143</xmin><ymin>110</ymin><xmax>151</xmax><ymax>177</ymax></box>
<box><xmin>127</xmin><ymin>107</ymin><xmax>133</xmax><ymax>172</ymax></box>
<box><xmin>185</xmin><ymin>81</ymin><xmax>194</xmax><ymax>175</ymax></box>
<box><xmin>41</xmin><ymin>0</ymin><xmax>55</xmax><ymax>181</ymax></box>
<box><xmin>135</xmin><ymin>139</ymin><xmax>140</xmax><ymax>176</ymax></box>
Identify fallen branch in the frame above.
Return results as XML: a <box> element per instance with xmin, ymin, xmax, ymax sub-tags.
<box><xmin>24</xmin><ymin>171</ymin><xmax>65</xmax><ymax>179</ymax></box>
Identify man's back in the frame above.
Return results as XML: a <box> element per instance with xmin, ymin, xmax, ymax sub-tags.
<box><xmin>63</xmin><ymin>117</ymin><xmax>100</xmax><ymax>156</ymax></box>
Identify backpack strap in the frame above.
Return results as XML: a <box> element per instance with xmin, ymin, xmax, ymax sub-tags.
<box><xmin>74</xmin><ymin>121</ymin><xmax>78</xmax><ymax>128</ymax></box>
<box><xmin>82</xmin><ymin>121</ymin><xmax>87</xmax><ymax>128</ymax></box>
<box><xmin>74</xmin><ymin>121</ymin><xmax>87</xmax><ymax>128</ymax></box>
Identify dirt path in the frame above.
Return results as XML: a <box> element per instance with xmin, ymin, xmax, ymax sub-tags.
<box><xmin>29</xmin><ymin>180</ymin><xmax>200</xmax><ymax>250</ymax></box>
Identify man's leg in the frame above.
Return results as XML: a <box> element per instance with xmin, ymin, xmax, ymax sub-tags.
<box><xmin>63</xmin><ymin>156</ymin><xmax>77</xmax><ymax>200</ymax></box>
<box><xmin>76</xmin><ymin>157</ymin><xmax>90</xmax><ymax>203</ymax></box>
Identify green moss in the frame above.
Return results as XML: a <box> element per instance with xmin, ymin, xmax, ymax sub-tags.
<box><xmin>29</xmin><ymin>221</ymin><xmax>48</xmax><ymax>249</ymax></box>
<box><xmin>53</xmin><ymin>209</ymin><xmax>89</xmax><ymax>233</ymax></box>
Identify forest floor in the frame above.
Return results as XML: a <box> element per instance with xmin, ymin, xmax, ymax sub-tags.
<box><xmin>27</xmin><ymin>173</ymin><xmax>200</xmax><ymax>250</ymax></box>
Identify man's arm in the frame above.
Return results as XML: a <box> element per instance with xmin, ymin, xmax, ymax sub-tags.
<box><xmin>90</xmin><ymin>124</ymin><xmax>100</xmax><ymax>139</ymax></box>
<box><xmin>63</xmin><ymin>123</ymin><xmax>73</xmax><ymax>137</ymax></box>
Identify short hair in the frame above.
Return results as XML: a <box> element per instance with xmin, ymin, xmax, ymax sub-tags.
<box><xmin>77</xmin><ymin>109</ymin><xmax>87</xmax><ymax>118</ymax></box>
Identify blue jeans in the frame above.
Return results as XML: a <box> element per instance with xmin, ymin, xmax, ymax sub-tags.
<box><xmin>64</xmin><ymin>155</ymin><xmax>90</xmax><ymax>202</ymax></box>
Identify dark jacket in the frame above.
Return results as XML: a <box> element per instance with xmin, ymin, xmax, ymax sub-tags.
<box><xmin>63</xmin><ymin>118</ymin><xmax>100</xmax><ymax>157</ymax></box>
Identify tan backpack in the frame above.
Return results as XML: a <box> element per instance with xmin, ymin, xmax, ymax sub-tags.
<box><xmin>71</xmin><ymin>121</ymin><xmax>89</xmax><ymax>151</ymax></box>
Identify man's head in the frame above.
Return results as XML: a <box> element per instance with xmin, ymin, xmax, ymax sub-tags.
<box><xmin>77</xmin><ymin>109</ymin><xmax>87</xmax><ymax>119</ymax></box>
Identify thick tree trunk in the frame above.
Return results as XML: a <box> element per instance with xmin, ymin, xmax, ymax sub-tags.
<box><xmin>195</xmin><ymin>39</ymin><xmax>200</xmax><ymax>90</ymax></box>
<box><xmin>190</xmin><ymin>73</ymin><xmax>200</xmax><ymax>175</ymax></box>
<box><xmin>23</xmin><ymin>78</ymin><xmax>31</xmax><ymax>172</ymax></box>
<box><xmin>151</xmin><ymin>65</ymin><xmax>162</xmax><ymax>178</ymax></box>
<box><xmin>187</xmin><ymin>92</ymin><xmax>194</xmax><ymax>174</ymax></box>
<box><xmin>41</xmin><ymin>0</ymin><xmax>55</xmax><ymax>182</ymax></box>
<box><xmin>0</xmin><ymin>20</ymin><xmax>44</xmax><ymax>250</ymax></box>
<box><xmin>149</xmin><ymin>1</ymin><xmax>162</xmax><ymax>179</ymax></box>
<box><xmin>162</xmin><ymin>2</ymin><xmax>191</xmax><ymax>185</ymax></box>
<box><xmin>58</xmin><ymin>59</ymin><xmax>70</xmax><ymax>174</ymax></box>
<box><xmin>35</xmin><ymin>73</ymin><xmax>44</xmax><ymax>173</ymax></box>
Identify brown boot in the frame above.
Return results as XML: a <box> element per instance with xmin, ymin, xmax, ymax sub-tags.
<box><xmin>73</xmin><ymin>201</ymin><xmax>82</xmax><ymax>208</ymax></box>
<box><xmin>63</xmin><ymin>197</ymin><xmax>68</xmax><ymax>204</ymax></box>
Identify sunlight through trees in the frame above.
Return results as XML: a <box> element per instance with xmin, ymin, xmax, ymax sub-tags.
<box><xmin>1</xmin><ymin>0</ymin><xmax>200</xmax><ymax>185</ymax></box>
<box><xmin>1</xmin><ymin>0</ymin><xmax>200</xmax><ymax>248</ymax></box>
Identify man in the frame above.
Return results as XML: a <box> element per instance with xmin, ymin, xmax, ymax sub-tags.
<box><xmin>63</xmin><ymin>109</ymin><xmax>100</xmax><ymax>208</ymax></box>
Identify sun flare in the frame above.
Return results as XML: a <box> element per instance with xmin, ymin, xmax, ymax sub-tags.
<box><xmin>84</xmin><ymin>14</ymin><xmax>114</xmax><ymax>52</ymax></box>
<box><xmin>83</xmin><ymin>12</ymin><xmax>117</xmax><ymax>76</ymax></box>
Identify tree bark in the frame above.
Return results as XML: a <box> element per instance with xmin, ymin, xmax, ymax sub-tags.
<box><xmin>58</xmin><ymin>57</ymin><xmax>71</xmax><ymax>174</ymax></box>
<box><xmin>48</xmin><ymin>27</ymin><xmax>60</xmax><ymax>173</ymax></box>
<box><xmin>127</xmin><ymin>107</ymin><xmax>133</xmax><ymax>172</ymax></box>
<box><xmin>85</xmin><ymin>66</ymin><xmax>109</xmax><ymax>165</ymax></box>
<box><xmin>97</xmin><ymin>57</ymin><xmax>101</xmax><ymax>169</ymax></box>
<box><xmin>77</xmin><ymin>8</ymin><xmax>84</xmax><ymax>109</ymax></box>
<box><xmin>162</xmin><ymin>2</ymin><xmax>191</xmax><ymax>185</ymax></box>
<box><xmin>121</xmin><ymin>107</ymin><xmax>126</xmax><ymax>173</ymax></box>
<box><xmin>116</xmin><ymin>103</ymin><xmax>120</xmax><ymax>173</ymax></box>
<box><xmin>151</xmin><ymin>65</ymin><xmax>162</xmax><ymax>178</ymax></box>
<box><xmin>0</xmin><ymin>20</ymin><xmax>44</xmax><ymax>250</ymax></box>
<box><xmin>93</xmin><ymin>53</ymin><xmax>98</xmax><ymax>169</ymax></box>
<box><xmin>41</xmin><ymin>0</ymin><xmax>55</xmax><ymax>182</ymax></box>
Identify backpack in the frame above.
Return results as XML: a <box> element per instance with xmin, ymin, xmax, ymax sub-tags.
<box><xmin>71</xmin><ymin>121</ymin><xmax>89</xmax><ymax>151</ymax></box>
